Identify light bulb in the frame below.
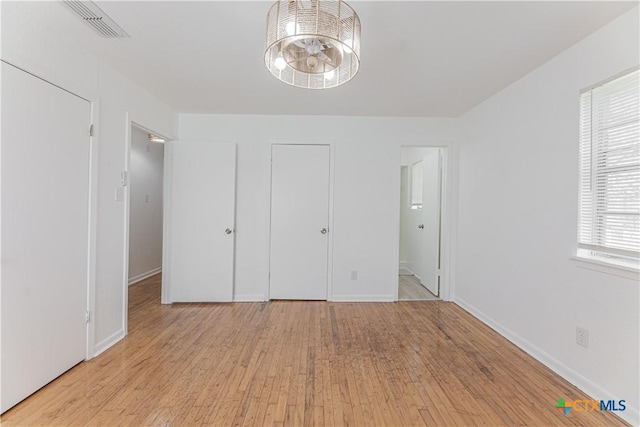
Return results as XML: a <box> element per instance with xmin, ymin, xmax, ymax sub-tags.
<box><xmin>147</xmin><ymin>133</ymin><xmax>165</xmax><ymax>143</ymax></box>
<box><xmin>274</xmin><ymin>54</ymin><xmax>287</xmax><ymax>70</ymax></box>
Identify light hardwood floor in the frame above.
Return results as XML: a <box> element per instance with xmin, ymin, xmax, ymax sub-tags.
<box><xmin>398</xmin><ymin>275</ymin><xmax>438</xmax><ymax>301</ymax></box>
<box><xmin>1</xmin><ymin>274</ymin><xmax>628</xmax><ymax>426</ymax></box>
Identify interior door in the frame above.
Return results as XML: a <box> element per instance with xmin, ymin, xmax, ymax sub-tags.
<box><xmin>1</xmin><ymin>62</ymin><xmax>90</xmax><ymax>412</ymax></box>
<box><xmin>420</xmin><ymin>150</ymin><xmax>442</xmax><ymax>295</ymax></box>
<box><xmin>167</xmin><ymin>141</ymin><xmax>236</xmax><ymax>302</ymax></box>
<box><xmin>269</xmin><ymin>145</ymin><xmax>330</xmax><ymax>300</ymax></box>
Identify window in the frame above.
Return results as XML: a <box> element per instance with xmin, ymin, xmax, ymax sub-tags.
<box><xmin>578</xmin><ymin>69</ymin><xmax>639</xmax><ymax>265</ymax></box>
<box><xmin>410</xmin><ymin>160</ymin><xmax>423</xmax><ymax>209</ymax></box>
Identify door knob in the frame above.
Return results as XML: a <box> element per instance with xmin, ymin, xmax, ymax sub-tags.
<box><xmin>320</xmin><ymin>228</ymin><xmax>328</xmax><ymax>234</ymax></box>
<box><xmin>418</xmin><ymin>224</ymin><xmax>424</xmax><ymax>229</ymax></box>
<box><xmin>225</xmin><ymin>228</ymin><xmax>233</xmax><ymax>234</ymax></box>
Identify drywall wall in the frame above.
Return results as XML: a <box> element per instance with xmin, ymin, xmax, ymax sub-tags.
<box><xmin>178</xmin><ymin>115</ymin><xmax>458</xmax><ymax>301</ymax></box>
<box><xmin>1</xmin><ymin>2</ymin><xmax>178</xmax><ymax>355</ymax></box>
<box><xmin>128</xmin><ymin>126</ymin><xmax>164</xmax><ymax>284</ymax></box>
<box><xmin>456</xmin><ymin>7</ymin><xmax>639</xmax><ymax>425</ymax></box>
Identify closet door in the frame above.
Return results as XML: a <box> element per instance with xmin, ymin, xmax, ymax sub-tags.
<box><xmin>269</xmin><ymin>144</ymin><xmax>330</xmax><ymax>300</ymax></box>
<box><xmin>1</xmin><ymin>62</ymin><xmax>90</xmax><ymax>412</ymax></box>
<box><xmin>167</xmin><ymin>141</ymin><xmax>236</xmax><ymax>302</ymax></box>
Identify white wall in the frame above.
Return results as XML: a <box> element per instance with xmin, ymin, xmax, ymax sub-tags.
<box><xmin>401</xmin><ymin>147</ymin><xmax>438</xmax><ymax>167</ymax></box>
<box><xmin>178</xmin><ymin>115</ymin><xmax>458</xmax><ymax>301</ymax></box>
<box><xmin>1</xmin><ymin>2</ymin><xmax>178</xmax><ymax>355</ymax></box>
<box><xmin>456</xmin><ymin>7</ymin><xmax>639</xmax><ymax>425</ymax></box>
<box><xmin>128</xmin><ymin>126</ymin><xmax>164</xmax><ymax>284</ymax></box>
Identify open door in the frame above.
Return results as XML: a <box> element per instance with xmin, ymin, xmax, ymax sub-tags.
<box><xmin>419</xmin><ymin>149</ymin><xmax>442</xmax><ymax>296</ymax></box>
<box><xmin>165</xmin><ymin>141</ymin><xmax>236</xmax><ymax>302</ymax></box>
<box><xmin>399</xmin><ymin>147</ymin><xmax>442</xmax><ymax>300</ymax></box>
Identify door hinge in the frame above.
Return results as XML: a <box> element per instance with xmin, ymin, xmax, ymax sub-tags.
<box><xmin>89</xmin><ymin>124</ymin><xmax>94</xmax><ymax>137</ymax></box>
<box><xmin>85</xmin><ymin>310</ymin><xmax>91</xmax><ymax>323</ymax></box>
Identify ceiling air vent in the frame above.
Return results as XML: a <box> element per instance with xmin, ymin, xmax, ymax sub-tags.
<box><xmin>63</xmin><ymin>0</ymin><xmax>129</xmax><ymax>38</ymax></box>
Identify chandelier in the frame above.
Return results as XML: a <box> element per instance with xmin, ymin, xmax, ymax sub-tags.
<box><xmin>264</xmin><ymin>0</ymin><xmax>361</xmax><ymax>89</ymax></box>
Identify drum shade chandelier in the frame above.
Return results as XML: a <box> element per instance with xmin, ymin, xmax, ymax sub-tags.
<box><xmin>264</xmin><ymin>0</ymin><xmax>361</xmax><ymax>89</ymax></box>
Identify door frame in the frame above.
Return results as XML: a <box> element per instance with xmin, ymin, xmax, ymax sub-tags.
<box><xmin>86</xmin><ymin>99</ymin><xmax>99</xmax><ymax>359</ymax></box>
<box><xmin>394</xmin><ymin>145</ymin><xmax>451</xmax><ymax>302</ymax></box>
<box><xmin>123</xmin><ymin>115</ymin><xmax>171</xmax><ymax>334</ymax></box>
<box><xmin>265</xmin><ymin>139</ymin><xmax>336</xmax><ymax>301</ymax></box>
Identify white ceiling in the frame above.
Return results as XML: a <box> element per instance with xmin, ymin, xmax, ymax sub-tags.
<box><xmin>64</xmin><ymin>1</ymin><xmax>637</xmax><ymax>116</ymax></box>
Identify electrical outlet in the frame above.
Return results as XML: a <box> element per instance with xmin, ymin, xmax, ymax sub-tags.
<box><xmin>576</xmin><ymin>327</ymin><xmax>589</xmax><ymax>348</ymax></box>
<box><xmin>350</xmin><ymin>270</ymin><xmax>358</xmax><ymax>280</ymax></box>
<box><xmin>145</xmin><ymin>194</ymin><xmax>150</xmax><ymax>203</ymax></box>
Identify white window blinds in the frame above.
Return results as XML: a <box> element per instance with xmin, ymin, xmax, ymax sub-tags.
<box><xmin>578</xmin><ymin>69</ymin><xmax>639</xmax><ymax>260</ymax></box>
<box><xmin>411</xmin><ymin>160</ymin><xmax>423</xmax><ymax>209</ymax></box>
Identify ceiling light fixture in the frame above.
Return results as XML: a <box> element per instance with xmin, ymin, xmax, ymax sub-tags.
<box><xmin>147</xmin><ymin>133</ymin><xmax>166</xmax><ymax>143</ymax></box>
<box><xmin>264</xmin><ymin>0</ymin><xmax>361</xmax><ymax>89</ymax></box>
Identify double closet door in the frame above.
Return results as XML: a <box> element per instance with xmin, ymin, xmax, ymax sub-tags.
<box><xmin>166</xmin><ymin>143</ymin><xmax>331</xmax><ymax>302</ymax></box>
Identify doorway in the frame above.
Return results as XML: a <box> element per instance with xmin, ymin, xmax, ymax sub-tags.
<box><xmin>125</xmin><ymin>123</ymin><xmax>166</xmax><ymax>330</ymax></box>
<box><xmin>398</xmin><ymin>147</ymin><xmax>443</xmax><ymax>301</ymax></box>
<box><xmin>269</xmin><ymin>144</ymin><xmax>331</xmax><ymax>300</ymax></box>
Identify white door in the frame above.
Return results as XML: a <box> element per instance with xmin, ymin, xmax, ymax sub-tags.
<box><xmin>420</xmin><ymin>150</ymin><xmax>442</xmax><ymax>295</ymax></box>
<box><xmin>1</xmin><ymin>62</ymin><xmax>90</xmax><ymax>412</ymax></box>
<box><xmin>167</xmin><ymin>141</ymin><xmax>236</xmax><ymax>302</ymax></box>
<box><xmin>269</xmin><ymin>145</ymin><xmax>330</xmax><ymax>300</ymax></box>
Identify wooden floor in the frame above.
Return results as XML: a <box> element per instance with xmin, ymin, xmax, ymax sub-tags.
<box><xmin>1</xmin><ymin>274</ymin><xmax>628</xmax><ymax>427</ymax></box>
<box><xmin>398</xmin><ymin>275</ymin><xmax>438</xmax><ymax>301</ymax></box>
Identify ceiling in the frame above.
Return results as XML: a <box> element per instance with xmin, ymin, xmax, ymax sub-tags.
<box><xmin>60</xmin><ymin>1</ymin><xmax>638</xmax><ymax>116</ymax></box>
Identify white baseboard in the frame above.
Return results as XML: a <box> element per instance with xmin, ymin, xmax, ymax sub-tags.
<box><xmin>331</xmin><ymin>295</ymin><xmax>395</xmax><ymax>302</ymax></box>
<box><xmin>128</xmin><ymin>267</ymin><xmax>162</xmax><ymax>285</ymax></box>
<box><xmin>234</xmin><ymin>295</ymin><xmax>396</xmax><ymax>302</ymax></box>
<box><xmin>93</xmin><ymin>328</ymin><xmax>125</xmax><ymax>358</ymax></box>
<box><xmin>233</xmin><ymin>294</ymin><xmax>267</xmax><ymax>302</ymax></box>
<box><xmin>455</xmin><ymin>297</ymin><xmax>639</xmax><ymax>427</ymax></box>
